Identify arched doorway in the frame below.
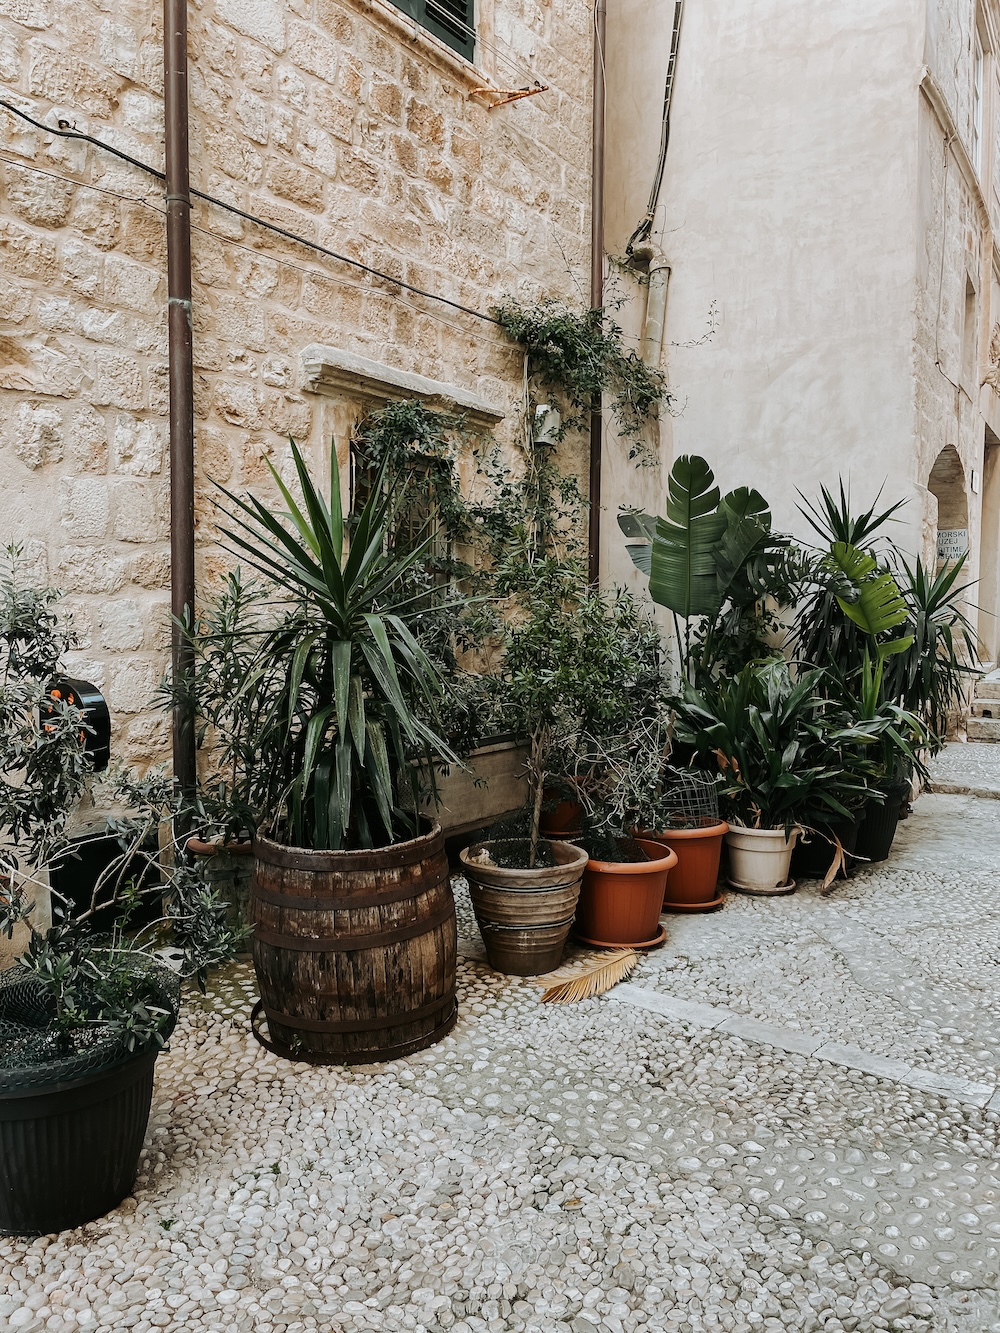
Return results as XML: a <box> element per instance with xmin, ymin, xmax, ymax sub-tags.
<box><xmin>928</xmin><ymin>445</ymin><xmax>969</xmax><ymax>564</ymax></box>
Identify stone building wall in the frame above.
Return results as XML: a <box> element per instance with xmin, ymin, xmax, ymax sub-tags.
<box><xmin>0</xmin><ymin>0</ymin><xmax>594</xmax><ymax>771</ymax></box>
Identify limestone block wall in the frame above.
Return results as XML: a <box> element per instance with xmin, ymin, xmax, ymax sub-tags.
<box><xmin>0</xmin><ymin>0</ymin><xmax>594</xmax><ymax>773</ymax></box>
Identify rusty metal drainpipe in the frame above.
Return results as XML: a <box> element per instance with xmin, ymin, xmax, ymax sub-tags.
<box><xmin>588</xmin><ymin>0</ymin><xmax>607</xmax><ymax>586</ymax></box>
<box><xmin>164</xmin><ymin>0</ymin><xmax>197</xmax><ymax>802</ymax></box>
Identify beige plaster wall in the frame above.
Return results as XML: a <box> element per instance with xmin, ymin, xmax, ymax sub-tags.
<box><xmin>0</xmin><ymin>0</ymin><xmax>595</xmax><ymax>771</ymax></box>
<box><xmin>604</xmin><ymin>0</ymin><xmax>928</xmax><ymax>563</ymax></box>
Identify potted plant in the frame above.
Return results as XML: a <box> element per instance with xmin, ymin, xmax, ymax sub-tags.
<box><xmin>795</xmin><ymin>536</ymin><xmax>928</xmax><ymax>866</ymax></box>
<box><xmin>573</xmin><ymin>832</ymin><xmax>677</xmax><ymax>948</ymax></box>
<box><xmin>459</xmin><ymin>539</ymin><xmax>668</xmax><ymax>974</ymax></box>
<box><xmin>632</xmin><ymin>769</ymin><xmax>729</xmax><ymax>912</ymax></box>
<box><xmin>189</xmin><ymin>441</ymin><xmax>465</xmax><ymax>1062</ymax></box>
<box><xmin>0</xmin><ymin>551</ymin><xmax>234</xmax><ymax>1235</ymax></box>
<box><xmin>672</xmin><ymin>660</ymin><xmax>879</xmax><ymax>894</ymax></box>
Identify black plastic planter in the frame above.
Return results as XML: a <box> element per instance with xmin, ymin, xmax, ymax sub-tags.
<box><xmin>791</xmin><ymin>818</ymin><xmax>861</xmax><ymax>880</ymax></box>
<box><xmin>855</xmin><ymin>782</ymin><xmax>911</xmax><ymax>865</ymax></box>
<box><xmin>0</xmin><ymin>1048</ymin><xmax>158</xmax><ymax>1235</ymax></box>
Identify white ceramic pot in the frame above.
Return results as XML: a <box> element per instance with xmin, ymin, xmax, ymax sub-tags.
<box><xmin>724</xmin><ymin>825</ymin><xmax>799</xmax><ymax>894</ymax></box>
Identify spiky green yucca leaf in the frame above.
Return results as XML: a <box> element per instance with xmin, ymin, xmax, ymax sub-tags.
<box><xmin>213</xmin><ymin>439</ymin><xmax>462</xmax><ymax>851</ymax></box>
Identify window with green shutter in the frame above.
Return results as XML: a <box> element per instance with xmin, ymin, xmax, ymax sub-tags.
<box><xmin>392</xmin><ymin>0</ymin><xmax>475</xmax><ymax>60</ymax></box>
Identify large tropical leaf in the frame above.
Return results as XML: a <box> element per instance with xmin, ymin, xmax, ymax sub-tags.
<box><xmin>645</xmin><ymin>456</ymin><xmax>728</xmax><ymax>617</ymax></box>
<box><xmin>827</xmin><ymin>542</ymin><xmax>913</xmax><ymax>655</ymax></box>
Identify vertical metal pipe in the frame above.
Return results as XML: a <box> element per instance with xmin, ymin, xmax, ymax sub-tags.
<box><xmin>588</xmin><ymin>0</ymin><xmax>607</xmax><ymax>586</ymax></box>
<box><xmin>164</xmin><ymin>0</ymin><xmax>197</xmax><ymax>800</ymax></box>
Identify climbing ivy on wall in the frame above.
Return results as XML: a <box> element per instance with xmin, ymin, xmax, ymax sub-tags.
<box><xmin>491</xmin><ymin>296</ymin><xmax>669</xmax><ymax>464</ymax></box>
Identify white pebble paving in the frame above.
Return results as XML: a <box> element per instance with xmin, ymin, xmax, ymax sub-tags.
<box><xmin>4</xmin><ymin>758</ymin><xmax>1000</xmax><ymax>1331</ymax></box>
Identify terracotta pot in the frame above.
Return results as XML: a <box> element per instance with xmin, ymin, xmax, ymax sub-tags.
<box><xmin>575</xmin><ymin>838</ymin><xmax>677</xmax><ymax>947</ymax></box>
<box><xmin>539</xmin><ymin>795</ymin><xmax>584</xmax><ymax>838</ymax></box>
<box><xmin>725</xmin><ymin>826</ymin><xmax>799</xmax><ymax>894</ymax></box>
<box><xmin>460</xmin><ymin>840</ymin><xmax>588</xmax><ymax>976</ymax></box>
<box><xmin>637</xmin><ymin>820</ymin><xmax>728</xmax><ymax>911</ymax></box>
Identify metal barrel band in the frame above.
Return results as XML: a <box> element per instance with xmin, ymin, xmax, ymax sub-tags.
<box><xmin>469</xmin><ymin>879</ymin><xmax>584</xmax><ymax>895</ymax></box>
<box><xmin>250</xmin><ymin>999</ymin><xmax>458</xmax><ymax>1065</ymax></box>
<box><xmin>253</xmin><ymin>899</ymin><xmax>454</xmax><ymax>951</ymax></box>
<box><xmin>257</xmin><ymin>992</ymin><xmax>454</xmax><ymax>1035</ymax></box>
<box><xmin>251</xmin><ymin>879</ymin><xmax>447</xmax><ymax>911</ymax></box>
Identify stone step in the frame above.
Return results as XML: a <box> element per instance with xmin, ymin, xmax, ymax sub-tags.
<box><xmin>972</xmin><ymin>699</ymin><xmax>1000</xmax><ymax>718</ymax></box>
<box><xmin>975</xmin><ymin>679</ymin><xmax>1000</xmax><ymax>701</ymax></box>
<box><xmin>967</xmin><ymin>716</ymin><xmax>1000</xmax><ymax>742</ymax></box>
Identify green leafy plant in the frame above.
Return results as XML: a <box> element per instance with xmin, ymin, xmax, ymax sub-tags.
<box><xmin>0</xmin><ymin>552</ymin><xmax>236</xmax><ymax>1067</ymax></box>
<box><xmin>882</xmin><ymin>554</ymin><xmax>980</xmax><ymax>752</ymax></box>
<box><xmin>794</xmin><ymin>482</ymin><xmax>907</xmax><ymax>678</ymax></box>
<box><xmin>671</xmin><ymin>659</ymin><xmax>880</xmax><ymax>832</ymax></box>
<box><xmin>194</xmin><ymin>439</ymin><xmax>464</xmax><ymax>851</ymax></box>
<box><xmin>492</xmin><ymin>296</ymin><xmax>668</xmax><ymax>462</ymax></box>
<box><xmin>619</xmin><ymin>454</ymin><xmax>807</xmax><ymax>679</ymax></box>
<box><xmin>484</xmin><ymin>561</ymin><xmax>666</xmax><ymax>865</ymax></box>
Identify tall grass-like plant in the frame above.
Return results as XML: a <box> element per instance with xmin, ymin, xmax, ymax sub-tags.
<box><xmin>195</xmin><ymin>440</ymin><xmax>463</xmax><ymax>851</ymax></box>
<box><xmin>883</xmin><ymin>554</ymin><xmax>979</xmax><ymax>751</ymax></box>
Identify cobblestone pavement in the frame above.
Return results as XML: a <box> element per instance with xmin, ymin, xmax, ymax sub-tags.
<box><xmin>3</xmin><ymin>745</ymin><xmax>1000</xmax><ymax>1332</ymax></box>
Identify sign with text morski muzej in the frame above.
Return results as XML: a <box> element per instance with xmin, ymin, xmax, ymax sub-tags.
<box><xmin>937</xmin><ymin>528</ymin><xmax>969</xmax><ymax>561</ymax></box>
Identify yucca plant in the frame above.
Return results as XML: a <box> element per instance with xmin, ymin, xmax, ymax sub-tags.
<box><xmin>882</xmin><ymin>553</ymin><xmax>980</xmax><ymax>751</ymax></box>
<box><xmin>194</xmin><ymin>440</ymin><xmax>463</xmax><ymax>851</ymax></box>
<box><xmin>793</xmin><ymin>482</ymin><xmax>906</xmax><ymax>675</ymax></box>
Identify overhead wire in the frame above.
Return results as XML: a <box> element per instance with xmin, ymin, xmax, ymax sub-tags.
<box><xmin>0</xmin><ymin>149</ymin><xmax>525</xmax><ymax>353</ymax></box>
<box><xmin>0</xmin><ymin>96</ymin><xmax>499</xmax><ymax>324</ymax></box>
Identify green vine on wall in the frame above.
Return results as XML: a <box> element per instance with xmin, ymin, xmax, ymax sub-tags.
<box><xmin>491</xmin><ymin>296</ymin><xmax>669</xmax><ymax>465</ymax></box>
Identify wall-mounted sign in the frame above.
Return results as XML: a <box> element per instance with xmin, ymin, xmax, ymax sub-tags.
<box><xmin>937</xmin><ymin>528</ymin><xmax>969</xmax><ymax>561</ymax></box>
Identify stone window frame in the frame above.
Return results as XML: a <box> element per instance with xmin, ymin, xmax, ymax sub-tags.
<box><xmin>344</xmin><ymin>0</ymin><xmax>501</xmax><ymax>90</ymax></box>
<box><xmin>301</xmin><ymin>341</ymin><xmax>505</xmax><ymax>561</ymax></box>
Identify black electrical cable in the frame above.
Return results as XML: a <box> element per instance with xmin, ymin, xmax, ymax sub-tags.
<box><xmin>0</xmin><ymin>96</ymin><xmax>498</xmax><ymax>325</ymax></box>
<box><xmin>625</xmin><ymin>0</ymin><xmax>683</xmax><ymax>257</ymax></box>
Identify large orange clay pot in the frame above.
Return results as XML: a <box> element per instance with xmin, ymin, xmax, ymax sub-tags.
<box><xmin>539</xmin><ymin>795</ymin><xmax>584</xmax><ymax>839</ymax></box>
<box><xmin>574</xmin><ymin>838</ymin><xmax>677</xmax><ymax>948</ymax></box>
<box><xmin>636</xmin><ymin>820</ymin><xmax>728</xmax><ymax>912</ymax></box>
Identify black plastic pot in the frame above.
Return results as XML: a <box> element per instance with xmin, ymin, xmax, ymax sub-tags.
<box><xmin>854</xmin><ymin>781</ymin><xmax>911</xmax><ymax>865</ymax></box>
<box><xmin>0</xmin><ymin>1047</ymin><xmax>158</xmax><ymax>1235</ymax></box>
<box><xmin>791</xmin><ymin>817</ymin><xmax>861</xmax><ymax>880</ymax></box>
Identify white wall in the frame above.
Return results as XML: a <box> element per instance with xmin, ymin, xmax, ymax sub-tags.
<box><xmin>604</xmin><ymin>0</ymin><xmax>928</xmax><ymax>558</ymax></box>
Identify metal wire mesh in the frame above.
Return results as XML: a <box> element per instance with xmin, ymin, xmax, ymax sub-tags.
<box><xmin>0</xmin><ymin>952</ymin><xmax>179</xmax><ymax>1090</ymax></box>
<box><xmin>655</xmin><ymin>767</ymin><xmax>721</xmax><ymax>830</ymax></box>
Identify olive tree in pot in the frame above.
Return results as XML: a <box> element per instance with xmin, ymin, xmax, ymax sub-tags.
<box><xmin>189</xmin><ymin>442</ymin><xmax>466</xmax><ymax>1063</ymax></box>
<box><xmin>460</xmin><ymin>561</ymin><xmax>666</xmax><ymax>974</ymax></box>
<box><xmin>671</xmin><ymin>660</ymin><xmax>879</xmax><ymax>894</ymax></box>
<box><xmin>0</xmin><ymin>552</ymin><xmax>235</xmax><ymax>1235</ymax></box>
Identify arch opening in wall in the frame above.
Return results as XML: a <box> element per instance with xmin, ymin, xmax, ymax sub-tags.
<box><xmin>927</xmin><ymin>444</ymin><xmax>969</xmax><ymax>563</ymax></box>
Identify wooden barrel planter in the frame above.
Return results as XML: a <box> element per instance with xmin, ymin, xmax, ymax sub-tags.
<box><xmin>250</xmin><ymin>822</ymin><xmax>457</xmax><ymax>1065</ymax></box>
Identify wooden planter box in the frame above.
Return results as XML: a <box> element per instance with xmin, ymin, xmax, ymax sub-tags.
<box><xmin>417</xmin><ymin>739</ymin><xmax>529</xmax><ymax>840</ymax></box>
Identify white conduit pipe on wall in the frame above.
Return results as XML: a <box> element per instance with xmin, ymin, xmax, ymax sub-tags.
<box><xmin>632</xmin><ymin>244</ymin><xmax>670</xmax><ymax>371</ymax></box>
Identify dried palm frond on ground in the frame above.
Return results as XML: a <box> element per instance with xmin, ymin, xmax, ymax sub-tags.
<box><xmin>534</xmin><ymin>948</ymin><xmax>639</xmax><ymax>1003</ymax></box>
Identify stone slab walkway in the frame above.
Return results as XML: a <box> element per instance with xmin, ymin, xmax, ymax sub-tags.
<box><xmin>3</xmin><ymin>744</ymin><xmax>1000</xmax><ymax>1332</ymax></box>
<box><xmin>928</xmin><ymin>739</ymin><xmax>1000</xmax><ymax>798</ymax></box>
